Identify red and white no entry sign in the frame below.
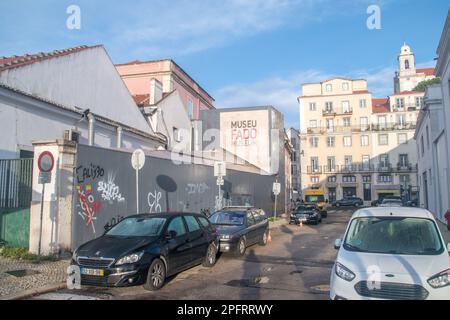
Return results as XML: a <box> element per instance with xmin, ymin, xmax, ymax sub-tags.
<box><xmin>37</xmin><ymin>151</ymin><xmax>55</xmax><ymax>173</ymax></box>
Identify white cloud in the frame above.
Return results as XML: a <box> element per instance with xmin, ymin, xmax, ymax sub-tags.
<box><xmin>112</xmin><ymin>0</ymin><xmax>377</xmax><ymax>58</ymax></box>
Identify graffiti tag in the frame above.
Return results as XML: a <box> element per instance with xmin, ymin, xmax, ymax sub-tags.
<box><xmin>76</xmin><ymin>164</ymin><xmax>104</xmax><ymax>184</ymax></box>
<box><xmin>186</xmin><ymin>182</ymin><xmax>210</xmax><ymax>195</ymax></box>
<box><xmin>98</xmin><ymin>180</ymin><xmax>124</xmax><ymax>202</ymax></box>
<box><xmin>147</xmin><ymin>190</ymin><xmax>162</xmax><ymax>213</ymax></box>
<box><xmin>76</xmin><ymin>185</ymin><xmax>102</xmax><ymax>234</ymax></box>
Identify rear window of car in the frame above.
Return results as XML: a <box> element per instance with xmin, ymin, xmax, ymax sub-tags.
<box><xmin>184</xmin><ymin>215</ymin><xmax>201</xmax><ymax>232</ymax></box>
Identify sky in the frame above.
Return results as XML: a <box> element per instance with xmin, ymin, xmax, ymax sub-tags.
<box><xmin>0</xmin><ymin>0</ymin><xmax>448</xmax><ymax>128</ymax></box>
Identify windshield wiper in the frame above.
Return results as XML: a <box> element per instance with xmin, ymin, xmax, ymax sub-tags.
<box><xmin>344</xmin><ymin>243</ymin><xmax>367</xmax><ymax>252</ymax></box>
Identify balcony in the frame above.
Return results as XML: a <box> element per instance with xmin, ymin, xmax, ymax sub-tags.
<box><xmin>340</xmin><ymin>164</ymin><xmax>359</xmax><ymax>174</ymax></box>
<box><xmin>392</xmin><ymin>103</ymin><xmax>421</xmax><ymax>112</ymax></box>
<box><xmin>322</xmin><ymin>108</ymin><xmax>353</xmax><ymax>116</ymax></box>
<box><xmin>324</xmin><ymin>165</ymin><xmax>338</xmax><ymax>174</ymax></box>
<box><xmin>396</xmin><ymin>163</ymin><xmax>417</xmax><ymax>172</ymax></box>
<box><xmin>372</xmin><ymin>122</ymin><xmax>416</xmax><ymax>131</ymax></box>
<box><xmin>377</xmin><ymin>164</ymin><xmax>393</xmax><ymax>173</ymax></box>
<box><xmin>307</xmin><ymin>166</ymin><xmax>322</xmax><ymax>174</ymax></box>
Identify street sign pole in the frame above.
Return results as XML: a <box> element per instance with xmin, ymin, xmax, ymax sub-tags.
<box><xmin>273</xmin><ymin>178</ymin><xmax>280</xmax><ymax>220</ymax></box>
<box><xmin>136</xmin><ymin>168</ymin><xmax>139</xmax><ymax>214</ymax></box>
<box><xmin>37</xmin><ymin>182</ymin><xmax>45</xmax><ymax>257</ymax></box>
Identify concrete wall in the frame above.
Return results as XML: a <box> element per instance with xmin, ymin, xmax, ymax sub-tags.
<box><xmin>71</xmin><ymin>144</ymin><xmax>282</xmax><ymax>249</ymax></box>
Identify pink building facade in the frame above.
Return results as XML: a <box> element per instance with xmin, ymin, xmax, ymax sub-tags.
<box><xmin>116</xmin><ymin>59</ymin><xmax>215</xmax><ymax>119</ymax></box>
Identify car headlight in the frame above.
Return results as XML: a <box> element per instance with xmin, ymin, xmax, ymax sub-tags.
<box><xmin>335</xmin><ymin>262</ymin><xmax>356</xmax><ymax>282</ymax></box>
<box><xmin>115</xmin><ymin>251</ymin><xmax>144</xmax><ymax>266</ymax></box>
<box><xmin>427</xmin><ymin>269</ymin><xmax>450</xmax><ymax>288</ymax></box>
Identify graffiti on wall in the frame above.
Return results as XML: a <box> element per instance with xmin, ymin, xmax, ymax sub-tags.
<box><xmin>103</xmin><ymin>214</ymin><xmax>125</xmax><ymax>232</ymax></box>
<box><xmin>186</xmin><ymin>182</ymin><xmax>210</xmax><ymax>195</ymax></box>
<box><xmin>76</xmin><ymin>184</ymin><xmax>102</xmax><ymax>235</ymax></box>
<box><xmin>97</xmin><ymin>173</ymin><xmax>125</xmax><ymax>203</ymax></box>
<box><xmin>76</xmin><ymin>163</ymin><xmax>105</xmax><ymax>184</ymax></box>
<box><xmin>147</xmin><ymin>190</ymin><xmax>162</xmax><ymax>213</ymax></box>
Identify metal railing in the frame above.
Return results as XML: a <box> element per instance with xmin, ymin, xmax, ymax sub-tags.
<box><xmin>306</xmin><ymin>122</ymin><xmax>416</xmax><ymax>134</ymax></box>
<box><xmin>322</xmin><ymin>108</ymin><xmax>353</xmax><ymax>116</ymax></box>
<box><xmin>305</xmin><ymin>163</ymin><xmax>417</xmax><ymax>175</ymax></box>
<box><xmin>0</xmin><ymin>158</ymin><xmax>33</xmax><ymax>209</ymax></box>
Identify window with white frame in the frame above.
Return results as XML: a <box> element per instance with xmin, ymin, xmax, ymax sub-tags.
<box><xmin>311</xmin><ymin>176</ymin><xmax>320</xmax><ymax>184</ymax></box>
<box><xmin>361</xmin><ymin>135</ymin><xmax>369</xmax><ymax>146</ymax></box>
<box><xmin>343</xmin><ymin>136</ymin><xmax>352</xmax><ymax>147</ymax></box>
<box><xmin>309</xmin><ymin>120</ymin><xmax>317</xmax><ymax>128</ymax></box>
<box><xmin>415</xmin><ymin>97</ymin><xmax>424</xmax><ymax>108</ymax></box>
<box><xmin>359</xmin><ymin>99</ymin><xmax>367</xmax><ymax>108</ymax></box>
<box><xmin>325</xmin><ymin>102</ymin><xmax>333</xmax><ymax>112</ymax></box>
<box><xmin>396</xmin><ymin>98</ymin><xmax>405</xmax><ymax>109</ymax></box>
<box><xmin>343</xmin><ymin>117</ymin><xmax>351</xmax><ymax>127</ymax></box>
<box><xmin>378</xmin><ymin>174</ymin><xmax>392</xmax><ymax>183</ymax></box>
<box><xmin>343</xmin><ymin>175</ymin><xmax>356</xmax><ymax>183</ymax></box>
<box><xmin>342</xmin><ymin>82</ymin><xmax>349</xmax><ymax>91</ymax></box>
<box><xmin>398</xmin><ymin>133</ymin><xmax>407</xmax><ymax>144</ymax></box>
<box><xmin>342</xmin><ymin>101</ymin><xmax>351</xmax><ymax>113</ymax></box>
<box><xmin>310</xmin><ymin>137</ymin><xmax>319</xmax><ymax>148</ymax></box>
<box><xmin>309</xmin><ymin>102</ymin><xmax>317</xmax><ymax>111</ymax></box>
<box><xmin>325</xmin><ymin>84</ymin><xmax>332</xmax><ymax>92</ymax></box>
<box><xmin>378</xmin><ymin>134</ymin><xmax>388</xmax><ymax>145</ymax></box>
<box><xmin>326</xmin><ymin>136</ymin><xmax>335</xmax><ymax>147</ymax></box>
<box><xmin>360</xmin><ymin>117</ymin><xmax>368</xmax><ymax>131</ymax></box>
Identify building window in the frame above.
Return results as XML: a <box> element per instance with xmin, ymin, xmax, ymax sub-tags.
<box><xmin>326</xmin><ymin>84</ymin><xmax>332</xmax><ymax>92</ymax></box>
<box><xmin>325</xmin><ymin>102</ymin><xmax>333</xmax><ymax>112</ymax></box>
<box><xmin>361</xmin><ymin>135</ymin><xmax>369</xmax><ymax>146</ymax></box>
<box><xmin>396</xmin><ymin>98</ymin><xmax>405</xmax><ymax>109</ymax></box>
<box><xmin>399</xmin><ymin>154</ymin><xmax>409</xmax><ymax>167</ymax></box>
<box><xmin>396</xmin><ymin>114</ymin><xmax>406</xmax><ymax>127</ymax></box>
<box><xmin>378</xmin><ymin>174</ymin><xmax>392</xmax><ymax>183</ymax></box>
<box><xmin>363</xmin><ymin>176</ymin><xmax>371</xmax><ymax>183</ymax></box>
<box><xmin>344</xmin><ymin>155</ymin><xmax>353</xmax><ymax>169</ymax></box>
<box><xmin>311</xmin><ymin>176</ymin><xmax>320</xmax><ymax>184</ymax></box>
<box><xmin>328</xmin><ymin>176</ymin><xmax>337</xmax><ymax>183</ymax></box>
<box><xmin>362</xmin><ymin>155</ymin><xmax>370</xmax><ymax>170</ymax></box>
<box><xmin>377</xmin><ymin>115</ymin><xmax>387</xmax><ymax>129</ymax></box>
<box><xmin>343</xmin><ymin>118</ymin><xmax>351</xmax><ymax>127</ymax></box>
<box><xmin>309</xmin><ymin>102</ymin><xmax>317</xmax><ymax>111</ymax></box>
<box><xmin>343</xmin><ymin>175</ymin><xmax>356</xmax><ymax>183</ymax></box>
<box><xmin>420</xmin><ymin>135</ymin><xmax>425</xmax><ymax>156</ymax></box>
<box><xmin>379</xmin><ymin>154</ymin><xmax>389</xmax><ymax>168</ymax></box>
<box><xmin>311</xmin><ymin>157</ymin><xmax>319</xmax><ymax>171</ymax></box>
<box><xmin>416</xmin><ymin>97</ymin><xmax>424</xmax><ymax>108</ymax></box>
<box><xmin>310</xmin><ymin>137</ymin><xmax>319</xmax><ymax>148</ymax></box>
<box><xmin>173</xmin><ymin>127</ymin><xmax>181</xmax><ymax>142</ymax></box>
<box><xmin>359</xmin><ymin>99</ymin><xmax>367</xmax><ymax>108</ymax></box>
<box><xmin>342</xmin><ymin>101</ymin><xmax>351</xmax><ymax>113</ymax></box>
<box><xmin>342</xmin><ymin>82</ymin><xmax>349</xmax><ymax>91</ymax></box>
<box><xmin>326</xmin><ymin>119</ymin><xmax>334</xmax><ymax>132</ymax></box>
<box><xmin>378</xmin><ymin>134</ymin><xmax>388</xmax><ymax>146</ymax></box>
<box><xmin>398</xmin><ymin>133</ymin><xmax>407</xmax><ymax>144</ymax></box>
<box><xmin>187</xmin><ymin>98</ymin><xmax>194</xmax><ymax>119</ymax></box>
<box><xmin>360</xmin><ymin>117</ymin><xmax>368</xmax><ymax>131</ymax></box>
<box><xmin>309</xmin><ymin>120</ymin><xmax>317</xmax><ymax>128</ymax></box>
<box><xmin>405</xmin><ymin>59</ymin><xmax>410</xmax><ymax>70</ymax></box>
<box><xmin>400</xmin><ymin>174</ymin><xmax>410</xmax><ymax>186</ymax></box>
<box><xmin>327</xmin><ymin>156</ymin><xmax>336</xmax><ymax>172</ymax></box>
<box><xmin>343</xmin><ymin>136</ymin><xmax>352</xmax><ymax>147</ymax></box>
<box><xmin>326</xmin><ymin>136</ymin><xmax>335</xmax><ymax>148</ymax></box>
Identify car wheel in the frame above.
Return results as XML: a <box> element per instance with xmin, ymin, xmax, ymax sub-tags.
<box><xmin>144</xmin><ymin>258</ymin><xmax>166</xmax><ymax>291</ymax></box>
<box><xmin>259</xmin><ymin>230</ymin><xmax>268</xmax><ymax>246</ymax></box>
<box><xmin>202</xmin><ymin>242</ymin><xmax>217</xmax><ymax>267</ymax></box>
<box><xmin>235</xmin><ymin>237</ymin><xmax>247</xmax><ymax>257</ymax></box>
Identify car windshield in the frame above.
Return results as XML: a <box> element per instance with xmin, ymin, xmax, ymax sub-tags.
<box><xmin>106</xmin><ymin>217</ymin><xmax>166</xmax><ymax>237</ymax></box>
<box><xmin>209</xmin><ymin>211</ymin><xmax>245</xmax><ymax>226</ymax></box>
<box><xmin>296</xmin><ymin>205</ymin><xmax>315</xmax><ymax>211</ymax></box>
<box><xmin>305</xmin><ymin>195</ymin><xmax>324</xmax><ymax>203</ymax></box>
<box><xmin>344</xmin><ymin>217</ymin><xmax>444</xmax><ymax>255</ymax></box>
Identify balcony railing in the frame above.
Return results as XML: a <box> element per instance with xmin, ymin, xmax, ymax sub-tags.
<box><xmin>392</xmin><ymin>103</ymin><xmax>422</xmax><ymax>112</ymax></box>
<box><xmin>307</xmin><ymin>166</ymin><xmax>322</xmax><ymax>174</ymax></box>
<box><xmin>305</xmin><ymin>163</ymin><xmax>417</xmax><ymax>175</ymax></box>
<box><xmin>377</xmin><ymin>164</ymin><xmax>393</xmax><ymax>172</ymax></box>
<box><xmin>305</xmin><ymin>122</ymin><xmax>416</xmax><ymax>135</ymax></box>
<box><xmin>322</xmin><ymin>108</ymin><xmax>353</xmax><ymax>116</ymax></box>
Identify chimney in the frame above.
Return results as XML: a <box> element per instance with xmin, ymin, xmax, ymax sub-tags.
<box><xmin>150</xmin><ymin>78</ymin><xmax>163</xmax><ymax>105</ymax></box>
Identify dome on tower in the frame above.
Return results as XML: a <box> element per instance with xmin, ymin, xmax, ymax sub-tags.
<box><xmin>400</xmin><ymin>42</ymin><xmax>412</xmax><ymax>55</ymax></box>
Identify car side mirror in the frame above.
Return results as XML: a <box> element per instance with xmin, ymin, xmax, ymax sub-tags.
<box><xmin>334</xmin><ymin>239</ymin><xmax>342</xmax><ymax>250</ymax></box>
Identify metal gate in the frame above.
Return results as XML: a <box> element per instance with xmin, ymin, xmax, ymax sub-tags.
<box><xmin>0</xmin><ymin>158</ymin><xmax>33</xmax><ymax>247</ymax></box>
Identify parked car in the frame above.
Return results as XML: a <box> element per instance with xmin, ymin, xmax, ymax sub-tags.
<box><xmin>405</xmin><ymin>199</ymin><xmax>419</xmax><ymax>207</ymax></box>
<box><xmin>371</xmin><ymin>196</ymin><xmax>402</xmax><ymax>207</ymax></box>
<box><xmin>71</xmin><ymin>212</ymin><xmax>219</xmax><ymax>291</ymax></box>
<box><xmin>330</xmin><ymin>207</ymin><xmax>450</xmax><ymax>300</ymax></box>
<box><xmin>209</xmin><ymin>207</ymin><xmax>269</xmax><ymax>256</ymax></box>
<box><xmin>289</xmin><ymin>205</ymin><xmax>322</xmax><ymax>225</ymax></box>
<box><xmin>379</xmin><ymin>198</ymin><xmax>404</xmax><ymax>207</ymax></box>
<box><xmin>332</xmin><ymin>197</ymin><xmax>364</xmax><ymax>207</ymax></box>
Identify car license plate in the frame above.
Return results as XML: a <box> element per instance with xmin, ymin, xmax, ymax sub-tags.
<box><xmin>81</xmin><ymin>268</ymin><xmax>104</xmax><ymax>276</ymax></box>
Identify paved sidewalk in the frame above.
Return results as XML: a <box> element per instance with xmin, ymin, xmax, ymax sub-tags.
<box><xmin>0</xmin><ymin>256</ymin><xmax>69</xmax><ymax>299</ymax></box>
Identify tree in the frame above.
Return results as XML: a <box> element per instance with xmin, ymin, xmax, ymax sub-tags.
<box><xmin>413</xmin><ymin>78</ymin><xmax>441</xmax><ymax>92</ymax></box>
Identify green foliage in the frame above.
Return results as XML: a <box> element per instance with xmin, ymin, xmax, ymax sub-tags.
<box><xmin>268</xmin><ymin>217</ymin><xmax>278</xmax><ymax>222</ymax></box>
<box><xmin>0</xmin><ymin>245</ymin><xmax>58</xmax><ymax>263</ymax></box>
<box><xmin>413</xmin><ymin>78</ymin><xmax>441</xmax><ymax>92</ymax></box>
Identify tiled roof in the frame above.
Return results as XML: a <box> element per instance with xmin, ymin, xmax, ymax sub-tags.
<box><xmin>416</xmin><ymin>68</ymin><xmax>435</xmax><ymax>76</ymax></box>
<box><xmin>0</xmin><ymin>45</ymin><xmax>102</xmax><ymax>72</ymax></box>
<box><xmin>372</xmin><ymin>98</ymin><xmax>390</xmax><ymax>113</ymax></box>
<box><xmin>132</xmin><ymin>94</ymin><xmax>150</xmax><ymax>106</ymax></box>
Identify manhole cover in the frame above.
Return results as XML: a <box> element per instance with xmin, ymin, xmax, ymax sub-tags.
<box><xmin>225</xmin><ymin>276</ymin><xmax>270</xmax><ymax>287</ymax></box>
<box><xmin>289</xmin><ymin>270</ymin><xmax>303</xmax><ymax>275</ymax></box>
<box><xmin>310</xmin><ymin>285</ymin><xmax>330</xmax><ymax>293</ymax></box>
<box><xmin>5</xmin><ymin>269</ymin><xmax>40</xmax><ymax>278</ymax></box>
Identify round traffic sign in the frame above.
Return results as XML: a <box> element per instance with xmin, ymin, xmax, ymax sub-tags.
<box><xmin>131</xmin><ymin>149</ymin><xmax>146</xmax><ymax>170</ymax></box>
<box><xmin>37</xmin><ymin>151</ymin><xmax>55</xmax><ymax>173</ymax></box>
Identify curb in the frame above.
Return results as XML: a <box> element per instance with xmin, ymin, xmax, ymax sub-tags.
<box><xmin>0</xmin><ymin>282</ymin><xmax>67</xmax><ymax>300</ymax></box>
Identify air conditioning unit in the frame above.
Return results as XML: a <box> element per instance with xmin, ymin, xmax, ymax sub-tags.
<box><xmin>64</xmin><ymin>129</ymin><xmax>80</xmax><ymax>143</ymax></box>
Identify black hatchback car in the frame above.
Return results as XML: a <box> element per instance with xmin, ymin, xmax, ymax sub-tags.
<box><xmin>332</xmin><ymin>197</ymin><xmax>364</xmax><ymax>207</ymax></box>
<box><xmin>209</xmin><ymin>207</ymin><xmax>269</xmax><ymax>256</ymax></box>
<box><xmin>71</xmin><ymin>212</ymin><xmax>218</xmax><ymax>291</ymax></box>
<box><xmin>289</xmin><ymin>205</ymin><xmax>322</xmax><ymax>225</ymax></box>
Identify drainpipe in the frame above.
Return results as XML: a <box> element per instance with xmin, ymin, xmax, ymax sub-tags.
<box><xmin>116</xmin><ymin>126</ymin><xmax>123</xmax><ymax>148</ymax></box>
<box><xmin>88</xmin><ymin>113</ymin><xmax>95</xmax><ymax>146</ymax></box>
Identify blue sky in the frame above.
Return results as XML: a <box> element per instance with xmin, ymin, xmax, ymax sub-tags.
<box><xmin>0</xmin><ymin>0</ymin><xmax>448</xmax><ymax>128</ymax></box>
